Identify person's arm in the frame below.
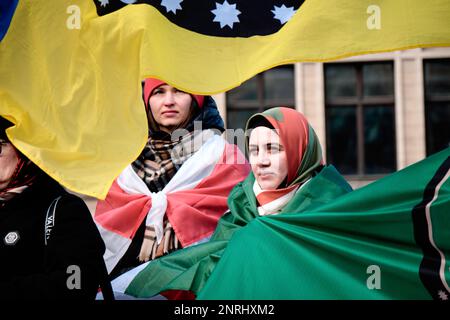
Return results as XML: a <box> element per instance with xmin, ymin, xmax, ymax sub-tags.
<box><xmin>0</xmin><ymin>194</ymin><xmax>107</xmax><ymax>300</ymax></box>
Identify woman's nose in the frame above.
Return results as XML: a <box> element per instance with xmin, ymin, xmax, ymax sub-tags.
<box><xmin>162</xmin><ymin>92</ymin><xmax>175</xmax><ymax>105</ymax></box>
<box><xmin>256</xmin><ymin>151</ymin><xmax>270</xmax><ymax>166</ymax></box>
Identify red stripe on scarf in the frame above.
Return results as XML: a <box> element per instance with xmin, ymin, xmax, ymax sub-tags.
<box><xmin>255</xmin><ymin>183</ymin><xmax>299</xmax><ymax>206</ymax></box>
<box><xmin>95</xmin><ymin>144</ymin><xmax>250</xmax><ymax>246</ymax></box>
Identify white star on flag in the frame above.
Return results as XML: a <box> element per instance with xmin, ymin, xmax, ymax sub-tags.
<box><xmin>98</xmin><ymin>0</ymin><xmax>109</xmax><ymax>7</ymax></box>
<box><xmin>272</xmin><ymin>4</ymin><xmax>296</xmax><ymax>24</ymax></box>
<box><xmin>161</xmin><ymin>0</ymin><xmax>183</xmax><ymax>14</ymax></box>
<box><xmin>212</xmin><ymin>1</ymin><xmax>241</xmax><ymax>29</ymax></box>
<box><xmin>438</xmin><ymin>290</ymin><xmax>449</xmax><ymax>300</ymax></box>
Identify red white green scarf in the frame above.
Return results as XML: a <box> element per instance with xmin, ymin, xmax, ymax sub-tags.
<box><xmin>245</xmin><ymin>107</ymin><xmax>324</xmax><ymax>214</ymax></box>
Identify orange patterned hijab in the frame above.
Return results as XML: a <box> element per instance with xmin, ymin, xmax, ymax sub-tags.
<box><xmin>246</xmin><ymin>107</ymin><xmax>323</xmax><ymax>209</ymax></box>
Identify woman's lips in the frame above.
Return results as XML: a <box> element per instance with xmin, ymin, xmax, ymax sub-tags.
<box><xmin>258</xmin><ymin>172</ymin><xmax>274</xmax><ymax>179</ymax></box>
<box><xmin>162</xmin><ymin>110</ymin><xmax>178</xmax><ymax>116</ymax></box>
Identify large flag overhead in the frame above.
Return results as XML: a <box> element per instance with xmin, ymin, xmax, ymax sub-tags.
<box><xmin>1</xmin><ymin>0</ymin><xmax>450</xmax><ymax>198</ymax></box>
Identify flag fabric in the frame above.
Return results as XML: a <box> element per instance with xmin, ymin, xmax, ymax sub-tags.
<box><xmin>118</xmin><ymin>148</ymin><xmax>450</xmax><ymax>300</ymax></box>
<box><xmin>0</xmin><ymin>0</ymin><xmax>148</xmax><ymax>199</ymax></box>
<box><xmin>1</xmin><ymin>0</ymin><xmax>450</xmax><ymax>198</ymax></box>
<box><xmin>197</xmin><ymin>150</ymin><xmax>450</xmax><ymax>300</ymax></box>
<box><xmin>0</xmin><ymin>0</ymin><xmax>18</xmax><ymax>41</ymax></box>
<box><xmin>115</xmin><ymin>164</ymin><xmax>353</xmax><ymax>298</ymax></box>
<box><xmin>95</xmin><ymin>134</ymin><xmax>250</xmax><ymax>273</ymax></box>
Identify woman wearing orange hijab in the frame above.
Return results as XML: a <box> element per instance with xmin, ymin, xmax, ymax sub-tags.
<box><xmin>118</xmin><ymin>107</ymin><xmax>352</xmax><ymax>299</ymax></box>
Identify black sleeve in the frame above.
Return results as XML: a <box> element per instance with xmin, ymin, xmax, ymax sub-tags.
<box><xmin>0</xmin><ymin>194</ymin><xmax>107</xmax><ymax>300</ymax></box>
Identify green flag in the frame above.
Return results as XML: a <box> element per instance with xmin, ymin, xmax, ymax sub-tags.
<box><xmin>124</xmin><ymin>148</ymin><xmax>449</xmax><ymax>299</ymax></box>
<box><xmin>198</xmin><ymin>148</ymin><xmax>450</xmax><ymax>299</ymax></box>
<box><xmin>126</xmin><ymin>165</ymin><xmax>352</xmax><ymax>297</ymax></box>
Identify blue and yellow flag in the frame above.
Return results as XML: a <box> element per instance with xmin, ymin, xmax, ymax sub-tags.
<box><xmin>1</xmin><ymin>0</ymin><xmax>450</xmax><ymax>198</ymax></box>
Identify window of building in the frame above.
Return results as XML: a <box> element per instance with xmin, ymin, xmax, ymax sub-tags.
<box><xmin>324</xmin><ymin>62</ymin><xmax>396</xmax><ymax>176</ymax></box>
<box><xmin>226</xmin><ymin>65</ymin><xmax>295</xmax><ymax>130</ymax></box>
<box><xmin>424</xmin><ymin>59</ymin><xmax>450</xmax><ymax>156</ymax></box>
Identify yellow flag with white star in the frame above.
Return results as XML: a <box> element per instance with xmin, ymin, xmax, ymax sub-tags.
<box><xmin>1</xmin><ymin>0</ymin><xmax>449</xmax><ymax>198</ymax></box>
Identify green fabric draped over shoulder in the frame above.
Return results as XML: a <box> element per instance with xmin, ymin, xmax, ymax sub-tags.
<box><xmin>126</xmin><ymin>165</ymin><xmax>352</xmax><ymax>297</ymax></box>
<box><xmin>198</xmin><ymin>148</ymin><xmax>450</xmax><ymax>299</ymax></box>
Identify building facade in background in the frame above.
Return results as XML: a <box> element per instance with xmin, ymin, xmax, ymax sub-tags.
<box><xmin>213</xmin><ymin>47</ymin><xmax>450</xmax><ymax>188</ymax></box>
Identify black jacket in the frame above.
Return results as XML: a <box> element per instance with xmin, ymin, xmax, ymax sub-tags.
<box><xmin>0</xmin><ymin>174</ymin><xmax>108</xmax><ymax>300</ymax></box>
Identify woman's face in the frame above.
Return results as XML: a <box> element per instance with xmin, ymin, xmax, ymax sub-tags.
<box><xmin>148</xmin><ymin>85</ymin><xmax>193</xmax><ymax>133</ymax></box>
<box><xmin>248</xmin><ymin>126</ymin><xmax>288</xmax><ymax>190</ymax></box>
<box><xmin>0</xmin><ymin>140</ymin><xmax>19</xmax><ymax>190</ymax></box>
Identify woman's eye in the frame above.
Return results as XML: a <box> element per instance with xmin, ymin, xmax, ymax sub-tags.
<box><xmin>152</xmin><ymin>88</ymin><xmax>165</xmax><ymax>95</ymax></box>
<box><xmin>268</xmin><ymin>146</ymin><xmax>280</xmax><ymax>153</ymax></box>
